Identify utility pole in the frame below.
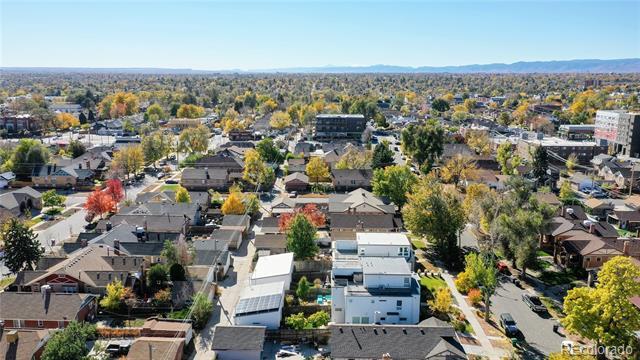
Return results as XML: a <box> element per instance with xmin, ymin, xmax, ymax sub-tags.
<box><xmin>630</xmin><ymin>164</ymin><xmax>636</xmax><ymax>196</ymax></box>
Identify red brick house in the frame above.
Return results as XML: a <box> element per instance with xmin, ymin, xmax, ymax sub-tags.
<box><xmin>0</xmin><ymin>292</ymin><xmax>97</xmax><ymax>330</ymax></box>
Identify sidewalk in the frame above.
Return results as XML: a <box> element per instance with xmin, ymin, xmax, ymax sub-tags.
<box><xmin>442</xmin><ymin>271</ymin><xmax>507</xmax><ymax>360</ymax></box>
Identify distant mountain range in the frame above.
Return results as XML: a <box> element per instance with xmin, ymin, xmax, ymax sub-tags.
<box><xmin>3</xmin><ymin>58</ymin><xmax>639</xmax><ymax>74</ymax></box>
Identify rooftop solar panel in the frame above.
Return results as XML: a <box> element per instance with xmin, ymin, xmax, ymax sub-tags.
<box><xmin>235</xmin><ymin>293</ymin><xmax>282</xmax><ymax>316</ymax></box>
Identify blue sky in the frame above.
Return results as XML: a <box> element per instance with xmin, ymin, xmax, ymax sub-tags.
<box><xmin>1</xmin><ymin>0</ymin><xmax>639</xmax><ymax>70</ymax></box>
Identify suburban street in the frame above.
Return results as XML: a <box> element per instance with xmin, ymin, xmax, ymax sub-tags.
<box><xmin>491</xmin><ymin>280</ymin><xmax>565</xmax><ymax>357</ymax></box>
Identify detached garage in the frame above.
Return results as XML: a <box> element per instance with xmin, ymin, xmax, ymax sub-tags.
<box><xmin>212</xmin><ymin>325</ymin><xmax>266</xmax><ymax>360</ymax></box>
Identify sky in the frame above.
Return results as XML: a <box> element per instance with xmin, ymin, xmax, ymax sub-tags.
<box><xmin>1</xmin><ymin>0</ymin><xmax>639</xmax><ymax>70</ymax></box>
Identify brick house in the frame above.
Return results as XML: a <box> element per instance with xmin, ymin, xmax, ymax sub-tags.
<box><xmin>0</xmin><ymin>292</ymin><xmax>97</xmax><ymax>330</ymax></box>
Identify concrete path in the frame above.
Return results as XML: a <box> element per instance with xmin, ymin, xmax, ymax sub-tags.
<box><xmin>442</xmin><ymin>271</ymin><xmax>507</xmax><ymax>360</ymax></box>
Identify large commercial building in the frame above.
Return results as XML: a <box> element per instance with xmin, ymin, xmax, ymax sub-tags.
<box><xmin>516</xmin><ymin>134</ymin><xmax>607</xmax><ymax>164</ymax></box>
<box><xmin>313</xmin><ymin>114</ymin><xmax>366</xmax><ymax>141</ymax></box>
<box><xmin>594</xmin><ymin>110</ymin><xmax>640</xmax><ymax>158</ymax></box>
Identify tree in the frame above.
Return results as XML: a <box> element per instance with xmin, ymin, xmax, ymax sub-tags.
<box><xmin>162</xmin><ymin>238</ymin><xmax>193</xmax><ymax>266</ymax></box>
<box><xmin>305</xmin><ymin>157</ymin><xmax>329</xmax><ymax>185</ymax></box>
<box><xmin>296</xmin><ymin>276</ymin><xmax>310</xmax><ymax>299</ymax></box>
<box><xmin>105</xmin><ymin>178</ymin><xmax>125</xmax><ymax>204</ymax></box>
<box><xmin>221</xmin><ymin>191</ymin><xmax>245</xmax><ymax>215</ymax></box>
<box><xmin>0</xmin><ymin>218</ymin><xmax>44</xmax><ymax>272</ymax></box>
<box><xmin>285</xmin><ymin>312</ymin><xmax>307</xmax><ymax>330</ymax></box>
<box><xmin>462</xmin><ymin>252</ymin><xmax>497</xmax><ymax>320</ymax></box>
<box><xmin>243</xmin><ymin>149</ymin><xmax>269</xmax><ymax>187</ymax></box>
<box><xmin>371</xmin><ymin>141</ymin><xmax>395</xmax><ymax>169</ymax></box>
<box><xmin>84</xmin><ymin>189</ymin><xmax>116</xmax><ymax>219</ymax></box>
<box><xmin>495</xmin><ymin>208</ymin><xmax>542</xmax><ymax>278</ymax></box>
<box><xmin>68</xmin><ymin>140</ymin><xmax>86</xmax><ymax>158</ymax></box>
<box><xmin>98</xmin><ymin>92</ymin><xmax>139</xmax><ymax>119</ymax></box>
<box><xmin>175</xmin><ymin>185</ymin><xmax>191</xmax><ymax>203</ymax></box>
<box><xmin>161</xmin><ymin>240</ymin><xmax>178</xmax><ymax>264</ymax></box>
<box><xmin>562</xmin><ymin>257</ymin><xmax>640</xmax><ymax>355</ymax></box>
<box><xmin>141</xmin><ymin>130</ymin><xmax>174</xmax><ymax>166</ymax></box>
<box><xmin>42</xmin><ymin>189</ymin><xmax>66</xmax><ymax>208</ymax></box>
<box><xmin>154</xmin><ymin>288</ymin><xmax>172</xmax><ymax>303</ymax></box>
<box><xmin>269</xmin><ymin>111</ymin><xmax>292</xmax><ymax>129</ymax></box>
<box><xmin>440</xmin><ymin>154</ymin><xmax>477</xmax><ymax>185</ymax></box>
<box><xmin>54</xmin><ymin>113</ymin><xmax>80</xmax><ymax>130</ymax></box>
<box><xmin>41</xmin><ymin>321</ymin><xmax>97</xmax><ymax>360</ymax></box>
<box><xmin>279</xmin><ymin>204</ymin><xmax>326</xmax><ymax>231</ymax></box>
<box><xmin>402</xmin><ymin>176</ymin><xmax>465</xmax><ymax>267</ymax></box>
<box><xmin>100</xmin><ymin>279</ymin><xmax>127</xmax><ymax>310</ymax></box>
<box><xmin>465</xmin><ymin>130</ymin><xmax>491</xmax><ymax>156</ymax></box>
<box><xmin>496</xmin><ymin>142</ymin><xmax>522</xmax><ymax>175</ymax></box>
<box><xmin>429</xmin><ymin>288</ymin><xmax>453</xmax><ymax>316</ymax></box>
<box><xmin>111</xmin><ymin>144</ymin><xmax>144</xmax><ymax>178</ymax></box>
<box><xmin>532</xmin><ymin>146</ymin><xmax>549</xmax><ymax>180</ymax></box>
<box><xmin>401</xmin><ymin>120</ymin><xmax>444</xmax><ymax>172</ymax></box>
<box><xmin>169</xmin><ymin>263</ymin><xmax>186</xmax><ymax>281</ymax></box>
<box><xmin>144</xmin><ymin>103</ymin><xmax>167</xmax><ymax>123</ymax></box>
<box><xmin>431</xmin><ymin>98</ymin><xmax>450</xmax><ymax>113</ymax></box>
<box><xmin>255</xmin><ymin>138</ymin><xmax>283</xmax><ymax>164</ymax></box>
<box><xmin>10</xmin><ymin>139</ymin><xmax>50</xmax><ymax>179</ymax></box>
<box><xmin>307</xmin><ymin>311</ymin><xmax>330</xmax><ymax>328</ymax></box>
<box><xmin>190</xmin><ymin>292</ymin><xmax>213</xmax><ymax>329</ymax></box>
<box><xmin>178</xmin><ymin>125</ymin><xmax>210</xmax><ymax>153</ymax></box>
<box><xmin>335</xmin><ymin>148</ymin><xmax>372</xmax><ymax>170</ymax></box>
<box><xmin>566</xmin><ymin>153</ymin><xmax>578</xmax><ymax>172</ymax></box>
<box><xmin>286</xmin><ymin>214</ymin><xmax>318</xmax><ymax>260</ymax></box>
<box><xmin>176</xmin><ymin>104</ymin><xmax>205</xmax><ymax>118</ymax></box>
<box><xmin>372</xmin><ymin>165</ymin><xmax>417</xmax><ymax>208</ymax></box>
<box><xmin>559</xmin><ymin>181</ymin><xmax>576</xmax><ymax>205</ymax></box>
<box><xmin>146</xmin><ymin>264</ymin><xmax>168</xmax><ymax>290</ymax></box>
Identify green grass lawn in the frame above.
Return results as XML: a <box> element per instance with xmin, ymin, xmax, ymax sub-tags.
<box><xmin>540</xmin><ymin>296</ymin><xmax>565</xmax><ymax>318</ymax></box>
<box><xmin>536</xmin><ymin>250</ymin><xmax>551</xmax><ymax>257</ymax></box>
<box><xmin>539</xmin><ymin>269</ymin><xmax>579</xmax><ymax>286</ymax></box>
<box><xmin>167</xmin><ymin>307</ymin><xmax>190</xmax><ymax>320</ymax></box>
<box><xmin>412</xmin><ymin>239</ymin><xmax>427</xmax><ymax>250</ymax></box>
<box><xmin>420</xmin><ymin>276</ymin><xmax>447</xmax><ymax>296</ymax></box>
<box><xmin>617</xmin><ymin>228</ymin><xmax>636</xmax><ymax>237</ymax></box>
<box><xmin>161</xmin><ymin>184</ymin><xmax>181</xmax><ymax>192</ymax></box>
<box><xmin>24</xmin><ymin>217</ymin><xmax>43</xmax><ymax>228</ymax></box>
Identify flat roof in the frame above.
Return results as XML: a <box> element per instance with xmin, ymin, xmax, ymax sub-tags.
<box><xmin>251</xmin><ymin>252</ymin><xmax>294</xmax><ymax>280</ymax></box>
<box><xmin>236</xmin><ymin>281</ymin><xmax>284</xmax><ymax>316</ymax></box>
<box><xmin>316</xmin><ymin>114</ymin><xmax>365</xmax><ymax>119</ymax></box>
<box><xmin>356</xmin><ymin>232</ymin><xmax>410</xmax><ymax>246</ymax></box>
<box><xmin>361</xmin><ymin>257</ymin><xmax>410</xmax><ymax>275</ymax></box>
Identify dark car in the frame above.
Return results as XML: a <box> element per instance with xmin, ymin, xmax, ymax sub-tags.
<box><xmin>499</xmin><ymin>313</ymin><xmax>519</xmax><ymax>337</ymax></box>
<box><xmin>522</xmin><ymin>293</ymin><xmax>546</xmax><ymax>312</ymax></box>
<box><xmin>165</xmin><ymin>179</ymin><xmax>179</xmax><ymax>184</ymax></box>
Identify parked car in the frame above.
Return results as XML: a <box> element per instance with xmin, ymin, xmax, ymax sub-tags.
<box><xmin>508</xmin><ymin>275</ymin><xmax>522</xmax><ymax>288</ymax></box>
<box><xmin>156</xmin><ymin>172</ymin><xmax>166</xmax><ymax>179</ymax></box>
<box><xmin>276</xmin><ymin>350</ymin><xmax>301</xmax><ymax>359</ymax></box>
<box><xmin>165</xmin><ymin>179</ymin><xmax>179</xmax><ymax>184</ymax></box>
<box><xmin>499</xmin><ymin>313</ymin><xmax>519</xmax><ymax>337</ymax></box>
<box><xmin>522</xmin><ymin>293</ymin><xmax>546</xmax><ymax>312</ymax></box>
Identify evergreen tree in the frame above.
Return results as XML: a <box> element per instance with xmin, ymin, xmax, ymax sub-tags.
<box><xmin>371</xmin><ymin>141</ymin><xmax>395</xmax><ymax>169</ymax></box>
<box><xmin>286</xmin><ymin>214</ymin><xmax>318</xmax><ymax>260</ymax></box>
<box><xmin>0</xmin><ymin>218</ymin><xmax>44</xmax><ymax>273</ymax></box>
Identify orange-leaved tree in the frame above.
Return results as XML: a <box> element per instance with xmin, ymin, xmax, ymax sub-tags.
<box><xmin>279</xmin><ymin>204</ymin><xmax>325</xmax><ymax>232</ymax></box>
<box><xmin>84</xmin><ymin>189</ymin><xmax>116</xmax><ymax>219</ymax></box>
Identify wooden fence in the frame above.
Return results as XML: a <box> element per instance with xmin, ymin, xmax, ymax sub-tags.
<box><xmin>265</xmin><ymin>328</ymin><xmax>331</xmax><ymax>344</ymax></box>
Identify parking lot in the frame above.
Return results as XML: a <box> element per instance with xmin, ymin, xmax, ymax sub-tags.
<box><xmin>491</xmin><ymin>279</ymin><xmax>565</xmax><ymax>357</ymax></box>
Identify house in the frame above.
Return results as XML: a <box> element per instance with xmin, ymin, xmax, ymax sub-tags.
<box><xmin>0</xmin><ymin>292</ymin><xmax>97</xmax><ymax>330</ymax></box>
<box><xmin>140</xmin><ymin>318</ymin><xmax>193</xmax><ymax>344</ymax></box>
<box><xmin>0</xmin><ymin>171</ymin><xmax>15</xmax><ymax>188</ymax></box>
<box><xmin>220</xmin><ymin>214</ymin><xmax>251</xmax><ymax>236</ymax></box>
<box><xmin>329</xmin><ymin>189</ymin><xmax>396</xmax><ymax>215</ymax></box>
<box><xmin>127</xmin><ymin>337</ymin><xmax>184</xmax><ymax>360</ymax></box>
<box><xmin>332</xmin><ymin>169</ymin><xmax>373</xmax><ymax>191</ymax></box>
<box><xmin>193</xmin><ymin>149</ymin><xmax>244</xmax><ymax>180</ymax></box>
<box><xmin>258</xmin><ymin>216</ymin><xmax>281</xmax><ymax>233</ymax></box>
<box><xmin>283</xmin><ymin>172</ymin><xmax>309</xmax><ymax>192</ymax></box>
<box><xmin>465</xmin><ymin>169</ymin><xmax>508</xmax><ymax>191</ymax></box>
<box><xmin>135</xmin><ymin>190</ymin><xmax>210</xmax><ymax>206</ymax></box>
<box><xmin>31</xmin><ymin>163</ymin><xmax>94</xmax><ymax>189</ymax></box>
<box><xmin>66</xmin><ymin>223</ymin><xmax>165</xmax><ymax>261</ymax></box>
<box><xmin>211</xmin><ymin>325</ymin><xmax>266</xmax><ymax>360</ymax></box>
<box><xmin>250</xmin><ymin>252</ymin><xmax>294</xmax><ymax>289</ymax></box>
<box><xmin>119</xmin><ymin>202</ymin><xmax>204</xmax><ymax>225</ymax></box>
<box><xmin>532</xmin><ymin>192</ymin><xmax>562</xmax><ymax>208</ymax></box>
<box><xmin>233</xmin><ymin>281</ymin><xmax>285</xmax><ymax>329</ymax></box>
<box><xmin>328</xmin><ymin>323</ymin><xmax>466</xmax><ymax>360</ymax></box>
<box><xmin>330</xmin><ymin>213</ymin><xmax>401</xmax><ymax>232</ymax></box>
<box><xmin>181</xmin><ymin>168</ymin><xmax>230</xmax><ymax>191</ymax></box>
<box><xmin>0</xmin><ymin>186</ymin><xmax>42</xmax><ymax>215</ymax></box>
<box><xmin>560</xmin><ymin>236</ymin><xmax>640</xmax><ymax>270</ymax></box>
<box><xmin>167</xmin><ymin>117</ymin><xmax>206</xmax><ymax>130</ymax></box>
<box><xmin>293</xmin><ymin>142</ymin><xmax>315</xmax><ymax>157</ymax></box>
<box><xmin>228</xmin><ymin>130</ymin><xmax>255</xmax><ymax>141</ymax></box>
<box><xmin>564</xmin><ymin>172</ymin><xmax>597</xmax><ymax>192</ymax></box>
<box><xmin>355</xmin><ymin>233</ymin><xmax>413</xmax><ymax>262</ymax></box>
<box><xmin>608</xmin><ymin>210</ymin><xmax>640</xmax><ymax>231</ymax></box>
<box><xmin>0</xmin><ymin>329</ymin><xmax>52</xmax><ymax>360</ymax></box>
<box><xmin>286</xmin><ymin>158</ymin><xmax>307</xmax><ymax>173</ymax></box>
<box><xmin>211</xmin><ymin>228</ymin><xmax>243</xmax><ymax>250</ymax></box>
<box><xmin>254</xmin><ymin>234</ymin><xmax>287</xmax><ymax>255</ymax></box>
<box><xmin>97</xmin><ymin>214</ymin><xmax>188</xmax><ymax>242</ymax></box>
<box><xmin>583</xmin><ymin>198</ymin><xmax>614</xmax><ymax>218</ymax></box>
<box><xmin>313</xmin><ymin>114</ymin><xmax>366</xmax><ymax>141</ymax></box>
<box><xmin>270</xmin><ymin>195</ymin><xmax>330</xmax><ymax>215</ymax></box>
<box><xmin>51</xmin><ymin>152</ymin><xmax>112</xmax><ymax>180</ymax></box>
<box><xmin>191</xmin><ymin>237</ymin><xmax>232</xmax><ymax>281</ymax></box>
<box><xmin>10</xmin><ymin>244</ymin><xmax>145</xmax><ymax>295</ymax></box>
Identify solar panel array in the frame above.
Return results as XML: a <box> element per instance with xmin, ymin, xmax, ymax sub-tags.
<box><xmin>235</xmin><ymin>293</ymin><xmax>282</xmax><ymax>315</ymax></box>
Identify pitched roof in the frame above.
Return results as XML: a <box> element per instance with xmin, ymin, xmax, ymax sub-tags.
<box><xmin>284</xmin><ymin>172</ymin><xmax>309</xmax><ymax>184</ymax></box>
<box><xmin>332</xmin><ymin>169</ymin><xmax>373</xmax><ymax>181</ymax></box>
<box><xmin>532</xmin><ymin>192</ymin><xmax>561</xmax><ymax>207</ymax></box>
<box><xmin>211</xmin><ymin>325</ymin><xmax>266</xmax><ymax>351</ymax></box>
<box><xmin>0</xmin><ymin>187</ymin><xmax>41</xmax><ymax>210</ymax></box>
<box><xmin>0</xmin><ymin>292</ymin><xmax>94</xmax><ymax>321</ymax></box>
<box><xmin>329</xmin><ymin>188</ymin><xmax>395</xmax><ymax>214</ymax></box>
<box><xmin>0</xmin><ymin>329</ymin><xmax>52</xmax><ymax>360</ymax></box>
<box><xmin>328</xmin><ymin>324</ymin><xmax>465</xmax><ymax>359</ymax></box>
<box><xmin>255</xmin><ymin>234</ymin><xmax>287</xmax><ymax>250</ymax></box>
<box><xmin>97</xmin><ymin>214</ymin><xmax>187</xmax><ymax>233</ymax></box>
<box><xmin>330</xmin><ymin>213</ymin><xmax>398</xmax><ymax>230</ymax></box>
<box><xmin>583</xmin><ymin>198</ymin><xmax>611</xmax><ymax>210</ymax></box>
<box><xmin>127</xmin><ymin>337</ymin><xmax>183</xmax><ymax>360</ymax></box>
<box><xmin>135</xmin><ymin>190</ymin><xmax>209</xmax><ymax>206</ymax></box>
<box><xmin>221</xmin><ymin>214</ymin><xmax>250</xmax><ymax>228</ymax></box>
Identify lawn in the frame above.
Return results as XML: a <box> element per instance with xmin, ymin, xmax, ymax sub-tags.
<box><xmin>412</xmin><ymin>239</ymin><xmax>427</xmax><ymax>250</ymax></box>
<box><xmin>420</xmin><ymin>276</ymin><xmax>447</xmax><ymax>296</ymax></box>
<box><xmin>538</xmin><ymin>269</ymin><xmax>581</xmax><ymax>286</ymax></box>
<box><xmin>617</xmin><ymin>228</ymin><xmax>636</xmax><ymax>237</ymax></box>
<box><xmin>161</xmin><ymin>184</ymin><xmax>181</xmax><ymax>191</ymax></box>
<box><xmin>167</xmin><ymin>307</ymin><xmax>191</xmax><ymax>320</ymax></box>
<box><xmin>0</xmin><ymin>276</ymin><xmax>16</xmax><ymax>290</ymax></box>
<box><xmin>24</xmin><ymin>217</ymin><xmax>43</xmax><ymax>228</ymax></box>
<box><xmin>540</xmin><ymin>296</ymin><xmax>565</xmax><ymax>319</ymax></box>
<box><xmin>536</xmin><ymin>250</ymin><xmax>551</xmax><ymax>257</ymax></box>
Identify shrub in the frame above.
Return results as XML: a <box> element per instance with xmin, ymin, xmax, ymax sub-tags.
<box><xmin>454</xmin><ymin>271</ymin><xmax>473</xmax><ymax>294</ymax></box>
<box><xmin>190</xmin><ymin>293</ymin><xmax>213</xmax><ymax>329</ymax></box>
<box><xmin>468</xmin><ymin>288</ymin><xmax>482</xmax><ymax>307</ymax></box>
<box><xmin>44</xmin><ymin>207</ymin><xmax>62</xmax><ymax>216</ymax></box>
<box><xmin>154</xmin><ymin>289</ymin><xmax>172</xmax><ymax>304</ymax></box>
<box><xmin>307</xmin><ymin>311</ymin><xmax>330</xmax><ymax>328</ymax></box>
<box><xmin>296</xmin><ymin>276</ymin><xmax>310</xmax><ymax>299</ymax></box>
<box><xmin>169</xmin><ymin>263</ymin><xmax>186</xmax><ymax>281</ymax></box>
<box><xmin>452</xmin><ymin>319</ymin><xmax>467</xmax><ymax>333</ymax></box>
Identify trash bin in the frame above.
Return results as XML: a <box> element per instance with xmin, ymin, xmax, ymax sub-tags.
<box><xmin>553</xmin><ymin>324</ymin><xmax>559</xmax><ymax>333</ymax></box>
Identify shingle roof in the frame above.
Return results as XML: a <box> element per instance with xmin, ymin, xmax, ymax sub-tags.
<box><xmin>127</xmin><ymin>337</ymin><xmax>183</xmax><ymax>360</ymax></box>
<box><xmin>328</xmin><ymin>324</ymin><xmax>465</xmax><ymax>359</ymax></box>
<box><xmin>211</xmin><ymin>325</ymin><xmax>266</xmax><ymax>351</ymax></box>
<box><xmin>330</xmin><ymin>213</ymin><xmax>397</xmax><ymax>230</ymax></box>
<box><xmin>255</xmin><ymin>234</ymin><xmax>287</xmax><ymax>250</ymax></box>
<box><xmin>0</xmin><ymin>329</ymin><xmax>52</xmax><ymax>360</ymax></box>
<box><xmin>332</xmin><ymin>169</ymin><xmax>373</xmax><ymax>181</ymax></box>
<box><xmin>0</xmin><ymin>292</ymin><xmax>94</xmax><ymax>321</ymax></box>
<box><xmin>284</xmin><ymin>172</ymin><xmax>309</xmax><ymax>184</ymax></box>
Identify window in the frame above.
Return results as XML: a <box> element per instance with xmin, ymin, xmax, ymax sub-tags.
<box><xmin>404</xmin><ymin>277</ymin><xmax>410</xmax><ymax>287</ymax></box>
<box><xmin>361</xmin><ymin>317</ymin><xmax>369</xmax><ymax>323</ymax></box>
<box><xmin>58</xmin><ymin>320</ymin><xmax>65</xmax><ymax>328</ymax></box>
<box><xmin>352</xmin><ymin>317</ymin><xmax>360</xmax><ymax>324</ymax></box>
<box><xmin>15</xmin><ymin>320</ymin><xmax>24</xmax><ymax>328</ymax></box>
<box><xmin>96</xmin><ymin>273</ymin><xmax>100</xmax><ymax>280</ymax></box>
<box><xmin>396</xmin><ymin>300</ymin><xmax>402</xmax><ymax>310</ymax></box>
<box><xmin>596</xmin><ymin>257</ymin><xmax>601</xmax><ymax>263</ymax></box>
<box><xmin>399</xmin><ymin>317</ymin><xmax>407</xmax><ymax>321</ymax></box>
<box><xmin>122</xmin><ymin>258</ymin><xmax>126</xmax><ymax>265</ymax></box>
<box><xmin>108</xmin><ymin>274</ymin><xmax>112</xmax><ymax>281</ymax></box>
<box><xmin>111</xmin><ymin>258</ymin><xmax>114</xmax><ymax>265</ymax></box>
<box><xmin>37</xmin><ymin>320</ymin><xmax>44</xmax><ymax>327</ymax></box>
<box><xmin>380</xmin><ymin>317</ymin><xmax>386</xmax><ymax>321</ymax></box>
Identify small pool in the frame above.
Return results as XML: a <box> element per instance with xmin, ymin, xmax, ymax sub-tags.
<box><xmin>316</xmin><ymin>295</ymin><xmax>332</xmax><ymax>304</ymax></box>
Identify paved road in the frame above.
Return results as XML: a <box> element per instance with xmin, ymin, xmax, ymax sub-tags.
<box><xmin>36</xmin><ymin>207</ymin><xmax>88</xmax><ymax>251</ymax></box>
<box><xmin>491</xmin><ymin>280</ymin><xmax>565</xmax><ymax>357</ymax></box>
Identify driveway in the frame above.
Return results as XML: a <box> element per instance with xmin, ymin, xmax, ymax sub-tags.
<box><xmin>491</xmin><ymin>279</ymin><xmax>565</xmax><ymax>357</ymax></box>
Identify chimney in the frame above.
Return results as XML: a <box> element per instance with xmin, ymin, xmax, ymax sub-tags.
<box><xmin>6</xmin><ymin>330</ymin><xmax>18</xmax><ymax>343</ymax></box>
<box><xmin>113</xmin><ymin>239</ymin><xmax>120</xmax><ymax>255</ymax></box>
<box><xmin>81</xmin><ymin>239</ymin><xmax>88</xmax><ymax>248</ymax></box>
<box><xmin>85</xmin><ymin>159</ymin><xmax>90</xmax><ymax>170</ymax></box>
<box><xmin>78</xmin><ymin>162</ymin><xmax>82</xmax><ymax>169</ymax></box>
<box><xmin>624</xmin><ymin>240</ymin><xmax>631</xmax><ymax>255</ymax></box>
<box><xmin>106</xmin><ymin>222</ymin><xmax>112</xmax><ymax>231</ymax></box>
<box><xmin>589</xmin><ymin>223</ymin><xmax>595</xmax><ymax>234</ymax></box>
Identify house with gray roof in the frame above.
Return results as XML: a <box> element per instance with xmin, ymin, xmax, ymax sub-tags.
<box><xmin>212</xmin><ymin>325</ymin><xmax>266</xmax><ymax>360</ymax></box>
<box><xmin>0</xmin><ymin>186</ymin><xmax>42</xmax><ymax>215</ymax></box>
<box><xmin>0</xmin><ymin>292</ymin><xmax>97</xmax><ymax>330</ymax></box>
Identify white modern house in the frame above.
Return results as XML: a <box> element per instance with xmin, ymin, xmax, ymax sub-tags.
<box><xmin>233</xmin><ymin>281</ymin><xmax>285</xmax><ymax>329</ymax></box>
<box><xmin>331</xmin><ymin>233</ymin><xmax>420</xmax><ymax>325</ymax></box>
<box><xmin>250</xmin><ymin>252</ymin><xmax>294</xmax><ymax>289</ymax></box>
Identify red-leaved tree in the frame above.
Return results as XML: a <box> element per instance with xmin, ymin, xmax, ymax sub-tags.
<box><xmin>105</xmin><ymin>179</ymin><xmax>125</xmax><ymax>204</ymax></box>
<box><xmin>84</xmin><ymin>189</ymin><xmax>116</xmax><ymax>220</ymax></box>
<box><xmin>279</xmin><ymin>204</ymin><xmax>326</xmax><ymax>232</ymax></box>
